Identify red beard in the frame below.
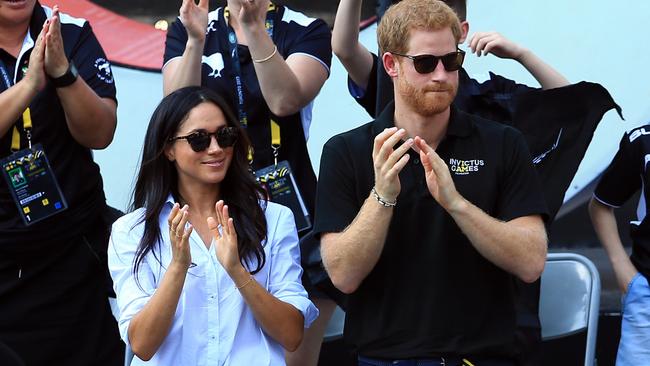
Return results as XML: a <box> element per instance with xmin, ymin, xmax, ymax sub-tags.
<box><xmin>397</xmin><ymin>77</ymin><xmax>457</xmax><ymax>116</ymax></box>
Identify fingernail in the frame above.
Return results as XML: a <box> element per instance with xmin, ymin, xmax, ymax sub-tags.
<box><xmin>405</xmin><ymin>138</ymin><xmax>413</xmax><ymax>145</ymax></box>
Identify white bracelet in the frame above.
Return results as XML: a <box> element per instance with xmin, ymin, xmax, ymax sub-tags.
<box><xmin>371</xmin><ymin>187</ymin><xmax>397</xmax><ymax>207</ymax></box>
<box><xmin>253</xmin><ymin>45</ymin><xmax>278</xmax><ymax>63</ymax></box>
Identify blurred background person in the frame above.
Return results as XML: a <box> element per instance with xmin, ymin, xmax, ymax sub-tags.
<box><xmin>0</xmin><ymin>1</ymin><xmax>122</xmax><ymax>365</ymax></box>
<box><xmin>589</xmin><ymin>125</ymin><xmax>650</xmax><ymax>365</ymax></box>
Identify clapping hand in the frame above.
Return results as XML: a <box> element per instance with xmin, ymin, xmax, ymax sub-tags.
<box><xmin>24</xmin><ymin>20</ymin><xmax>48</xmax><ymax>92</ymax></box>
<box><xmin>415</xmin><ymin>137</ymin><xmax>464</xmax><ymax>212</ymax></box>
<box><xmin>208</xmin><ymin>200</ymin><xmax>241</xmax><ymax>274</ymax></box>
<box><xmin>180</xmin><ymin>0</ymin><xmax>209</xmax><ymax>42</ymax></box>
<box><xmin>167</xmin><ymin>203</ymin><xmax>194</xmax><ymax>269</ymax></box>
<box><xmin>372</xmin><ymin>127</ymin><xmax>413</xmax><ymax>204</ymax></box>
<box><xmin>43</xmin><ymin>6</ymin><xmax>70</xmax><ymax>78</ymax></box>
<box><xmin>237</xmin><ymin>0</ymin><xmax>270</xmax><ymax>28</ymax></box>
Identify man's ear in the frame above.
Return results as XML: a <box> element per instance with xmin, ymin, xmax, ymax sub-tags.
<box><xmin>459</xmin><ymin>20</ymin><xmax>469</xmax><ymax>44</ymax></box>
<box><xmin>382</xmin><ymin>52</ymin><xmax>400</xmax><ymax>78</ymax></box>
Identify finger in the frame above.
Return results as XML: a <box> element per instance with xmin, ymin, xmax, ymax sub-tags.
<box><xmin>468</xmin><ymin>32</ymin><xmax>486</xmax><ymax>51</ymax></box>
<box><xmin>414</xmin><ymin>136</ymin><xmax>434</xmax><ymax>155</ymax></box>
<box><xmin>167</xmin><ymin>203</ymin><xmax>181</xmax><ymax>228</ymax></box>
<box><xmin>182</xmin><ymin>224</ymin><xmax>193</xmax><ymax>243</ymax></box>
<box><xmin>176</xmin><ymin>209</ymin><xmax>190</xmax><ymax>237</ymax></box>
<box><xmin>207</xmin><ymin>216</ymin><xmax>220</xmax><ymax>238</ymax></box>
<box><xmin>377</xmin><ymin>129</ymin><xmax>407</xmax><ymax>164</ymax></box>
<box><xmin>386</xmin><ymin>154</ymin><xmax>410</xmax><ymax>180</ymax></box>
<box><xmin>221</xmin><ymin>205</ymin><xmax>231</xmax><ymax>236</ymax></box>
<box><xmin>198</xmin><ymin>0</ymin><xmax>209</xmax><ymax>9</ymax></box>
<box><xmin>383</xmin><ymin>138</ymin><xmax>413</xmax><ymax>171</ymax></box>
<box><xmin>50</xmin><ymin>11</ymin><xmax>61</xmax><ymax>35</ymax></box>
<box><xmin>215</xmin><ymin>200</ymin><xmax>224</xmax><ymax>228</ymax></box>
<box><xmin>227</xmin><ymin>218</ymin><xmax>236</xmax><ymax>238</ymax></box>
<box><xmin>420</xmin><ymin>149</ymin><xmax>433</xmax><ymax>173</ymax></box>
<box><xmin>473</xmin><ymin>35</ymin><xmax>493</xmax><ymax>56</ymax></box>
<box><xmin>372</xmin><ymin>127</ymin><xmax>398</xmax><ymax>160</ymax></box>
<box><xmin>170</xmin><ymin>204</ymin><xmax>187</xmax><ymax>232</ymax></box>
<box><xmin>427</xmin><ymin>149</ymin><xmax>449</xmax><ymax>177</ymax></box>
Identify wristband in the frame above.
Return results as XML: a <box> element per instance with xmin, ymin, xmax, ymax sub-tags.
<box><xmin>49</xmin><ymin>62</ymin><xmax>78</xmax><ymax>88</ymax></box>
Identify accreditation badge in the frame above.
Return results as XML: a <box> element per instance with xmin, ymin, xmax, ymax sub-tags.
<box><xmin>1</xmin><ymin>144</ymin><xmax>68</xmax><ymax>225</ymax></box>
<box><xmin>255</xmin><ymin>160</ymin><xmax>311</xmax><ymax>233</ymax></box>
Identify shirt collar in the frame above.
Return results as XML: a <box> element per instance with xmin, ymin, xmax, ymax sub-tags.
<box><xmin>372</xmin><ymin>101</ymin><xmax>475</xmax><ymax>139</ymax></box>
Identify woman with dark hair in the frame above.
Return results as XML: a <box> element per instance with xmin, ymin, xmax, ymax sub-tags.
<box><xmin>108</xmin><ymin>86</ymin><xmax>317</xmax><ymax>365</ymax></box>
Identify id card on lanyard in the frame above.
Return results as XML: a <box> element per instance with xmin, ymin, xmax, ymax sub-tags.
<box><xmin>254</xmin><ymin>120</ymin><xmax>311</xmax><ymax>233</ymax></box>
<box><xmin>225</xmin><ymin>5</ymin><xmax>312</xmax><ymax>232</ymax></box>
<box><xmin>0</xmin><ymin>59</ymin><xmax>68</xmax><ymax>225</ymax></box>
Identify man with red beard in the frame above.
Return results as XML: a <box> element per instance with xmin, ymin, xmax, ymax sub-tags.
<box><xmin>313</xmin><ymin>1</ymin><xmax>548</xmax><ymax>364</ymax></box>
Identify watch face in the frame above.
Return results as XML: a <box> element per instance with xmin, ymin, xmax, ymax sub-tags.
<box><xmin>70</xmin><ymin>63</ymin><xmax>79</xmax><ymax>78</ymax></box>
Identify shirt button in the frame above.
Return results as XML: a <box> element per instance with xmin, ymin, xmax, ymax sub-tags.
<box><xmin>413</xmin><ymin>158</ymin><xmax>420</xmax><ymax>165</ymax></box>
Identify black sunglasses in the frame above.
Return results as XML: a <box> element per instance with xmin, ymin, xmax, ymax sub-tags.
<box><xmin>168</xmin><ymin>127</ymin><xmax>238</xmax><ymax>152</ymax></box>
<box><xmin>391</xmin><ymin>49</ymin><xmax>465</xmax><ymax>74</ymax></box>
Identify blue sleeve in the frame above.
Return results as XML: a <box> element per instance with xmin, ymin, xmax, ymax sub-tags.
<box><xmin>347</xmin><ymin>53</ymin><xmax>379</xmax><ymax>118</ymax></box>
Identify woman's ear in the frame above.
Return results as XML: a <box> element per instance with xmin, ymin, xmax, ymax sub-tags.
<box><xmin>164</xmin><ymin>145</ymin><xmax>175</xmax><ymax>162</ymax></box>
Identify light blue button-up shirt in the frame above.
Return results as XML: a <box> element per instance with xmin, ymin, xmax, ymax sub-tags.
<box><xmin>108</xmin><ymin>197</ymin><xmax>318</xmax><ymax>366</ymax></box>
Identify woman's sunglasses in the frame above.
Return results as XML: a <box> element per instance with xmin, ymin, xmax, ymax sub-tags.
<box><xmin>168</xmin><ymin>127</ymin><xmax>238</xmax><ymax>152</ymax></box>
<box><xmin>391</xmin><ymin>49</ymin><xmax>465</xmax><ymax>74</ymax></box>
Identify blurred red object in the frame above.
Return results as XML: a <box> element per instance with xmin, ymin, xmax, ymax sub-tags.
<box><xmin>41</xmin><ymin>0</ymin><xmax>165</xmax><ymax>71</ymax></box>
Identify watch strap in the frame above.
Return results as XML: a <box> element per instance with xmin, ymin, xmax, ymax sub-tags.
<box><xmin>50</xmin><ymin>62</ymin><xmax>78</xmax><ymax>88</ymax></box>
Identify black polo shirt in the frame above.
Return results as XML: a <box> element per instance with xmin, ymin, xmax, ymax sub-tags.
<box><xmin>594</xmin><ymin>126</ymin><xmax>650</xmax><ymax>281</ymax></box>
<box><xmin>313</xmin><ymin>102</ymin><xmax>548</xmax><ymax>359</ymax></box>
<box><xmin>0</xmin><ymin>3</ymin><xmax>117</xmax><ymax>252</ymax></box>
<box><xmin>164</xmin><ymin>5</ymin><xmax>331</xmax><ymax>218</ymax></box>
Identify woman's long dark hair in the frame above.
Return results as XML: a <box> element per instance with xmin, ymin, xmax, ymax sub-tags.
<box><xmin>131</xmin><ymin>86</ymin><xmax>268</xmax><ymax>280</ymax></box>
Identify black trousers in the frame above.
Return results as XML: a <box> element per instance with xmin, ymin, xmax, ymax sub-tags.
<box><xmin>0</xmin><ymin>216</ymin><xmax>123</xmax><ymax>366</ymax></box>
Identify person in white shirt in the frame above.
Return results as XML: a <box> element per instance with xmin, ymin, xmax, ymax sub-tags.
<box><xmin>108</xmin><ymin>86</ymin><xmax>318</xmax><ymax>366</ymax></box>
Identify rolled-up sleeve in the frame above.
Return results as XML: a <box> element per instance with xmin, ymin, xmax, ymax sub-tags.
<box><xmin>108</xmin><ymin>213</ymin><xmax>157</xmax><ymax>346</ymax></box>
<box><xmin>267</xmin><ymin>205</ymin><xmax>319</xmax><ymax>327</ymax></box>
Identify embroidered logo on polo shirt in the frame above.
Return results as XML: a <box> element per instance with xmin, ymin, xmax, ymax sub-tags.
<box><xmin>206</xmin><ymin>20</ymin><xmax>218</xmax><ymax>34</ymax></box>
<box><xmin>94</xmin><ymin>58</ymin><xmax>114</xmax><ymax>84</ymax></box>
<box><xmin>202</xmin><ymin>52</ymin><xmax>225</xmax><ymax>78</ymax></box>
<box><xmin>630</xmin><ymin>127</ymin><xmax>650</xmax><ymax>142</ymax></box>
<box><xmin>449</xmin><ymin>158</ymin><xmax>485</xmax><ymax>175</ymax></box>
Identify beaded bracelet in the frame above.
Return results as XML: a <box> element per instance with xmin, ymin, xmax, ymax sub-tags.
<box><xmin>371</xmin><ymin>186</ymin><xmax>397</xmax><ymax>207</ymax></box>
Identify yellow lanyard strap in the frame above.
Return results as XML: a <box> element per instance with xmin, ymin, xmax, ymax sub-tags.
<box><xmin>11</xmin><ymin>108</ymin><xmax>32</xmax><ymax>151</ymax></box>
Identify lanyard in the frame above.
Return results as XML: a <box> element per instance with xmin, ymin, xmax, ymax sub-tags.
<box><xmin>224</xmin><ymin>4</ymin><xmax>281</xmax><ymax>164</ymax></box>
<box><xmin>0</xmin><ymin>59</ymin><xmax>32</xmax><ymax>152</ymax></box>
<box><xmin>224</xmin><ymin>4</ymin><xmax>276</xmax><ymax>128</ymax></box>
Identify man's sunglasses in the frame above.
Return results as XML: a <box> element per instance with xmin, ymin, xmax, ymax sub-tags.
<box><xmin>391</xmin><ymin>49</ymin><xmax>465</xmax><ymax>74</ymax></box>
<box><xmin>168</xmin><ymin>127</ymin><xmax>238</xmax><ymax>152</ymax></box>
